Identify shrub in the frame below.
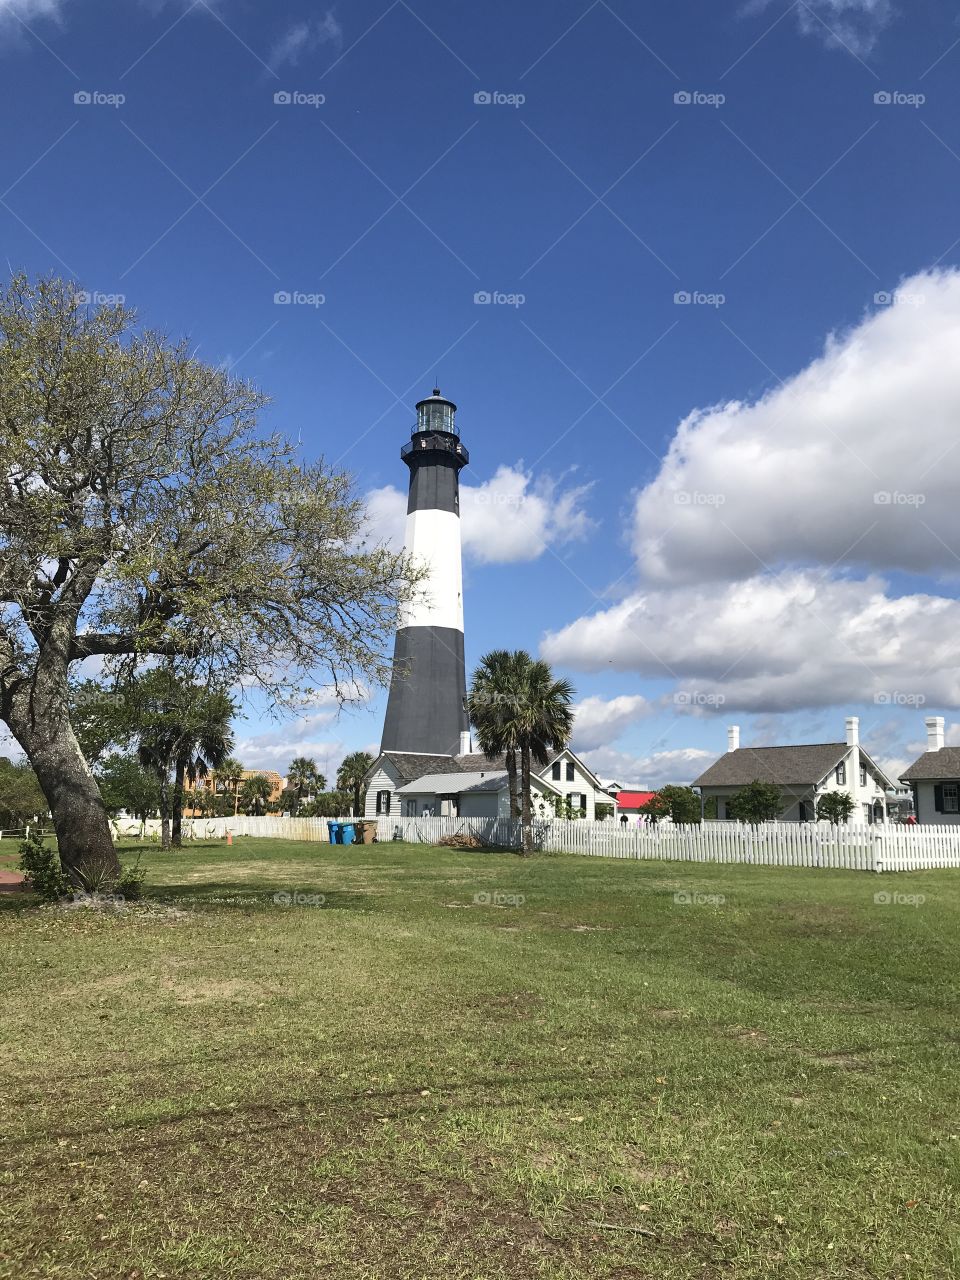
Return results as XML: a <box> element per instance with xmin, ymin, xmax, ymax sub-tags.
<box><xmin>114</xmin><ymin>859</ymin><xmax>146</xmax><ymax>901</ymax></box>
<box><xmin>18</xmin><ymin>832</ymin><xmax>70</xmax><ymax>901</ymax></box>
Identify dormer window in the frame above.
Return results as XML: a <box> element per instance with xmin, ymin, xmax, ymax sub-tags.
<box><xmin>860</xmin><ymin>765</ymin><xmax>867</xmax><ymax>787</ymax></box>
<box><xmin>552</xmin><ymin>762</ymin><xmax>561</xmax><ymax>780</ymax></box>
<box><xmin>566</xmin><ymin>762</ymin><xmax>575</xmax><ymax>782</ymax></box>
<box><xmin>836</xmin><ymin>763</ymin><xmax>846</xmax><ymax>785</ymax></box>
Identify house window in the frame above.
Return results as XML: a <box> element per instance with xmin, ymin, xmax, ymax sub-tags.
<box><xmin>860</xmin><ymin>765</ymin><xmax>867</xmax><ymax>787</ymax></box>
<box><xmin>944</xmin><ymin>784</ymin><xmax>959</xmax><ymax>813</ymax></box>
<box><xmin>552</xmin><ymin>762</ymin><xmax>561</xmax><ymax>780</ymax></box>
<box><xmin>376</xmin><ymin>790</ymin><xmax>391</xmax><ymax>815</ymax></box>
<box><xmin>404</xmin><ymin>799</ymin><xmax>417</xmax><ymax>817</ymax></box>
<box><xmin>836</xmin><ymin>763</ymin><xmax>846</xmax><ymax>785</ymax></box>
<box><xmin>569</xmin><ymin>792</ymin><xmax>585</xmax><ymax>814</ymax></box>
<box><xmin>566</xmin><ymin>762</ymin><xmax>575</xmax><ymax>782</ymax></box>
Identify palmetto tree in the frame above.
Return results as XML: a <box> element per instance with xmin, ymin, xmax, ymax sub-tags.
<box><xmin>467</xmin><ymin>650</ymin><xmax>524</xmax><ymax>821</ymax></box>
<box><xmin>133</xmin><ymin>670</ymin><xmax>235</xmax><ymax>849</ymax></box>
<box><xmin>214</xmin><ymin>757</ymin><xmax>244</xmax><ymax>815</ymax></box>
<box><xmin>286</xmin><ymin>757</ymin><xmax>324</xmax><ymax>815</ymax></box>
<box><xmin>337</xmin><ymin>751</ymin><xmax>373</xmax><ymax>816</ymax></box>
<box><xmin>468</xmin><ymin>650</ymin><xmax>575</xmax><ymax>852</ymax></box>
<box><xmin>239</xmin><ymin>774</ymin><xmax>273</xmax><ymax>816</ymax></box>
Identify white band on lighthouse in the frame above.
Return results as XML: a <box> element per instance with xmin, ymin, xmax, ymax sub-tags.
<box><xmin>399</xmin><ymin>508</ymin><xmax>464</xmax><ymax>633</ymax></box>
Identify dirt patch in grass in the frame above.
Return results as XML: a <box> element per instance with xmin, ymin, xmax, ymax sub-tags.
<box><xmin>466</xmin><ymin>992</ymin><xmax>544</xmax><ymax>1020</ymax></box>
<box><xmin>620</xmin><ymin>1146</ymin><xmax>686</xmax><ymax>1184</ymax></box>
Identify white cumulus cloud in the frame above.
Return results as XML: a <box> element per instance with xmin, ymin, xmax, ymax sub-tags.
<box><xmin>366</xmin><ymin>465</ymin><xmax>593</xmax><ymax>564</ymax></box>
<box><xmin>634</xmin><ymin>270</ymin><xmax>960</xmax><ymax>585</ymax></box>
<box><xmin>543</xmin><ymin>570</ymin><xmax>960</xmax><ymax>713</ymax></box>
<box><xmin>572</xmin><ymin>694</ymin><xmax>651</xmax><ymax>751</ymax></box>
<box><xmin>581</xmin><ymin>744</ymin><xmax>714</xmax><ymax>789</ymax></box>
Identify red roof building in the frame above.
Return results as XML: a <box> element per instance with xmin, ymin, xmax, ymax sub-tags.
<box><xmin>616</xmin><ymin>790</ymin><xmax>656</xmax><ymax>812</ymax></box>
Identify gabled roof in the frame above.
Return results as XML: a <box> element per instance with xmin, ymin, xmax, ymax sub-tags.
<box><xmin>901</xmin><ymin>748</ymin><xmax>960</xmax><ymax>781</ymax></box>
<box><xmin>694</xmin><ymin>742</ymin><xmax>895</xmax><ymax>790</ymax></box>
<box><xmin>540</xmin><ymin>749</ymin><xmax>605</xmax><ymax>790</ymax></box>
<box><xmin>369</xmin><ymin>750</ymin><xmax>506</xmax><ymax>785</ymax></box>
<box><xmin>396</xmin><ymin>771</ymin><xmax>508</xmax><ymax>795</ymax></box>
<box><xmin>693</xmin><ymin>743</ymin><xmax>849</xmax><ymax>788</ymax></box>
<box><xmin>396</xmin><ymin>770</ymin><xmax>563</xmax><ymax>797</ymax></box>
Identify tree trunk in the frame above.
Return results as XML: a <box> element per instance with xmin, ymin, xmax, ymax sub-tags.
<box><xmin>506</xmin><ymin>749</ymin><xmax>520</xmax><ymax>821</ymax></box>
<box><xmin>171</xmin><ymin>759</ymin><xmax>186</xmax><ymax>847</ymax></box>
<box><xmin>157</xmin><ymin>771</ymin><xmax>172</xmax><ymax>850</ymax></box>
<box><xmin>12</xmin><ymin>714</ymin><xmax>119</xmax><ymax>888</ymax></box>
<box><xmin>520</xmin><ymin>744</ymin><xmax>532</xmax><ymax>854</ymax></box>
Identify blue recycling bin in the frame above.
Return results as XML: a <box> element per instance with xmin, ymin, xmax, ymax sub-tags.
<box><xmin>327</xmin><ymin>821</ymin><xmax>342</xmax><ymax>844</ymax></box>
<box><xmin>341</xmin><ymin>822</ymin><xmax>356</xmax><ymax>846</ymax></box>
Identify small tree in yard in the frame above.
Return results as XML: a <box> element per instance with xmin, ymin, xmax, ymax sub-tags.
<box><xmin>641</xmin><ymin>785</ymin><xmax>701</xmax><ymax>825</ymax></box>
<box><xmin>727</xmin><ymin>780</ymin><xmax>783</xmax><ymax>824</ymax></box>
<box><xmin>0</xmin><ymin>275</ymin><xmax>417</xmax><ymax>885</ymax></box>
<box><xmin>286</xmin><ymin>756</ymin><xmax>324</xmax><ymax>816</ymax></box>
<box><xmin>337</xmin><ymin>751</ymin><xmax>373</xmax><ymax>816</ymax></box>
<box><xmin>817</xmin><ymin>791</ymin><xmax>856</xmax><ymax>823</ymax></box>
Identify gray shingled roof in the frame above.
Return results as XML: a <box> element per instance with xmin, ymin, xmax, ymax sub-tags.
<box><xmin>396</xmin><ymin>771</ymin><xmax>508</xmax><ymax>795</ymax></box>
<box><xmin>693</xmin><ymin>743</ymin><xmax>848</xmax><ymax>788</ymax></box>
<box><xmin>378</xmin><ymin>750</ymin><xmax>506</xmax><ymax>784</ymax></box>
<box><xmin>900</xmin><ymin>748</ymin><xmax>960</xmax><ymax>781</ymax></box>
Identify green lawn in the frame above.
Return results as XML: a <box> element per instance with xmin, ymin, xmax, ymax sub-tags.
<box><xmin>1</xmin><ymin>837</ymin><xmax>958</xmax><ymax>1279</ymax></box>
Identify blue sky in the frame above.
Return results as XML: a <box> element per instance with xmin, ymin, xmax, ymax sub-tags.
<box><xmin>4</xmin><ymin>0</ymin><xmax>960</xmax><ymax>785</ymax></box>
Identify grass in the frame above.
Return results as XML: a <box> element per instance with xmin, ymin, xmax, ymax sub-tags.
<box><xmin>1</xmin><ymin>836</ymin><xmax>959</xmax><ymax>1279</ymax></box>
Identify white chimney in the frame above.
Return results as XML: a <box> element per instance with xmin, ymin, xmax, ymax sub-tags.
<box><xmin>926</xmin><ymin>716</ymin><xmax>945</xmax><ymax>753</ymax></box>
<box><xmin>459</xmin><ymin>730</ymin><xmax>472</xmax><ymax>755</ymax></box>
<box><xmin>727</xmin><ymin>725</ymin><xmax>740</xmax><ymax>753</ymax></box>
<box><xmin>845</xmin><ymin>716</ymin><xmax>859</xmax><ymax>746</ymax></box>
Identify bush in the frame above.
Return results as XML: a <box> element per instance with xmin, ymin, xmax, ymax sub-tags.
<box><xmin>18</xmin><ymin>832</ymin><xmax>146</xmax><ymax>902</ymax></box>
<box><xmin>114</xmin><ymin>859</ymin><xmax>146</xmax><ymax>901</ymax></box>
<box><xmin>18</xmin><ymin>832</ymin><xmax>70</xmax><ymax>901</ymax></box>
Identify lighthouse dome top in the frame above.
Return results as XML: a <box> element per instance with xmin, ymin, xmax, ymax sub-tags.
<box><xmin>415</xmin><ymin>387</ymin><xmax>458</xmax><ymax>435</ymax></box>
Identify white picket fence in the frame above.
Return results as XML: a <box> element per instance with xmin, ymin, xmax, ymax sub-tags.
<box><xmin>110</xmin><ymin>814</ymin><xmax>960</xmax><ymax>872</ymax></box>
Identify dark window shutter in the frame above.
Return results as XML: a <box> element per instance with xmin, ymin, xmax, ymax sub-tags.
<box><xmin>934</xmin><ymin>784</ymin><xmax>944</xmax><ymax>813</ymax></box>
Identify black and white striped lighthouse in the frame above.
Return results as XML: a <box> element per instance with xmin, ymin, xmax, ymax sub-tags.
<box><xmin>380</xmin><ymin>389</ymin><xmax>472</xmax><ymax>756</ymax></box>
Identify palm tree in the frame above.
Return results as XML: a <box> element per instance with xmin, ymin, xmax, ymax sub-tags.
<box><xmin>214</xmin><ymin>757</ymin><xmax>244</xmax><ymax>816</ymax></box>
<box><xmin>286</xmin><ymin>756</ymin><xmax>324</xmax><ymax>815</ymax></box>
<box><xmin>131</xmin><ymin>670</ymin><xmax>235</xmax><ymax>850</ymax></box>
<box><xmin>468</xmin><ymin>651</ymin><xmax>575</xmax><ymax>852</ymax></box>
<box><xmin>240</xmin><ymin>773</ymin><xmax>273</xmax><ymax>816</ymax></box>
<box><xmin>467</xmin><ymin>650</ymin><xmax>524</xmax><ymax>821</ymax></box>
<box><xmin>337</xmin><ymin>751</ymin><xmax>373</xmax><ymax>816</ymax></box>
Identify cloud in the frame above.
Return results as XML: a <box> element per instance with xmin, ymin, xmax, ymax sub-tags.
<box><xmin>543</xmin><ymin>570</ymin><xmax>960</xmax><ymax>713</ymax></box>
<box><xmin>234</xmin><ymin>710</ymin><xmax>345</xmax><ymax>778</ymax></box>
<box><xmin>572</xmin><ymin>694</ymin><xmax>651</xmax><ymax>751</ymax></box>
<box><xmin>581</xmin><ymin>744</ymin><xmax>714</xmax><ymax>788</ymax></box>
<box><xmin>0</xmin><ymin>0</ymin><xmax>63</xmax><ymax>24</ymax></box>
<box><xmin>633</xmin><ymin>270</ymin><xmax>960</xmax><ymax>585</ymax></box>
<box><xmin>268</xmin><ymin>10</ymin><xmax>343</xmax><ymax>72</ymax></box>
<box><xmin>745</xmin><ymin>0</ymin><xmax>894</xmax><ymax>56</ymax></box>
<box><xmin>366</xmin><ymin>465</ymin><xmax>593</xmax><ymax>565</ymax></box>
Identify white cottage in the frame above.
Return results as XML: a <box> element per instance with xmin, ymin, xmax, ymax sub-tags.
<box><xmin>694</xmin><ymin>717</ymin><xmax>894</xmax><ymax>823</ymax></box>
<box><xmin>363</xmin><ymin>748</ymin><xmax>608</xmax><ymax>820</ymax></box>
<box><xmin>900</xmin><ymin>717</ymin><xmax>960</xmax><ymax>823</ymax></box>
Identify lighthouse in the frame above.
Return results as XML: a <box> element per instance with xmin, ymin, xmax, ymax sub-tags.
<box><xmin>380</xmin><ymin>389</ymin><xmax>472</xmax><ymax>756</ymax></box>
